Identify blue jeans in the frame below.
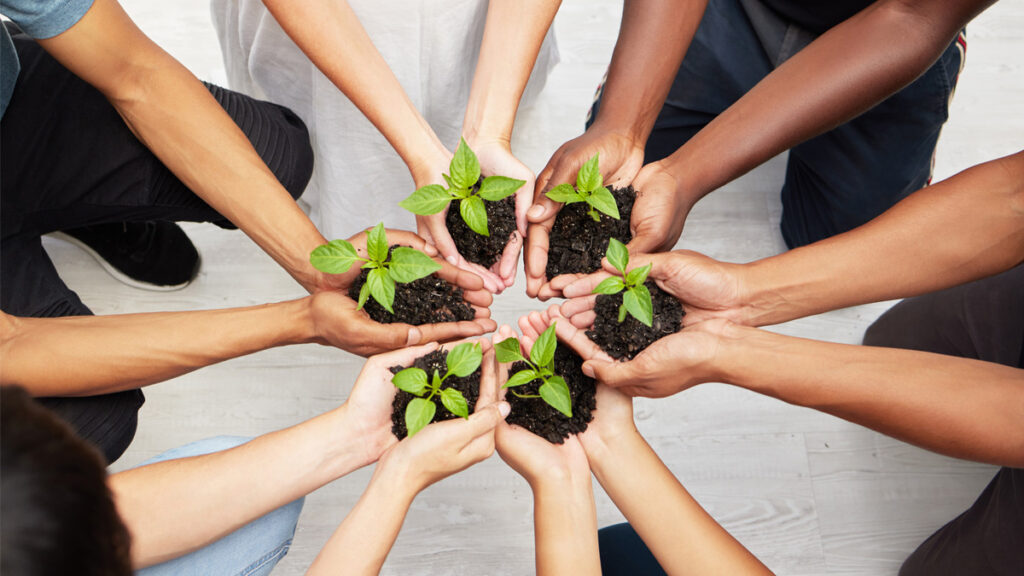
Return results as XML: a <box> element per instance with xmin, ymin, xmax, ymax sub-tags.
<box><xmin>134</xmin><ymin>437</ymin><xmax>305</xmax><ymax>576</ymax></box>
<box><xmin>588</xmin><ymin>0</ymin><xmax>965</xmax><ymax>249</ymax></box>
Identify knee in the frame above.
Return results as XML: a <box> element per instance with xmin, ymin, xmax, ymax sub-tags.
<box><xmin>37</xmin><ymin>388</ymin><xmax>145</xmax><ymax>464</ymax></box>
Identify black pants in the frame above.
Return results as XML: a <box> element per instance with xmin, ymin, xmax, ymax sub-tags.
<box><xmin>0</xmin><ymin>24</ymin><xmax>314</xmax><ymax>463</ymax></box>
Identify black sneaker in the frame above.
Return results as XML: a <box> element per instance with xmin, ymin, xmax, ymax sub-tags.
<box><xmin>53</xmin><ymin>221</ymin><xmax>201</xmax><ymax>291</ymax></box>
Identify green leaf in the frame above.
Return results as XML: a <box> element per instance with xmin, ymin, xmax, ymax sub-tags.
<box><xmin>432</xmin><ymin>369</ymin><xmax>443</xmax><ymax>391</ymax></box>
<box><xmin>450</xmin><ymin>138</ymin><xmax>481</xmax><ymax>190</ymax></box>
<box><xmin>388</xmin><ymin>247</ymin><xmax>441</xmax><ymax>283</ymax></box>
<box><xmin>592</xmin><ymin>276</ymin><xmax>625</xmax><ymax>295</ymax></box>
<box><xmin>400</xmin><ymin>184</ymin><xmax>452</xmax><ymax>215</ymax></box>
<box><xmin>451</xmin><ymin>186</ymin><xmax>473</xmax><ymax>200</ymax></box>
<box><xmin>618</xmin><ymin>303</ymin><xmax>628</xmax><ymax>323</ymax></box>
<box><xmin>577</xmin><ymin>153</ymin><xmax>602</xmax><ymax>192</ymax></box>
<box><xmin>405</xmin><ymin>397</ymin><xmax>436</xmax><ymax>437</ymax></box>
<box><xmin>367</xmin><ymin>267</ymin><xmax>396</xmax><ymax>313</ymax></box>
<box><xmin>626</xmin><ymin>263</ymin><xmax>651</xmax><ymax>287</ymax></box>
<box><xmin>445</xmin><ymin>342</ymin><xmax>482</xmax><ymax>378</ymax></box>
<box><xmin>367</xmin><ymin>222</ymin><xmax>388</xmax><ymax>264</ymax></box>
<box><xmin>442</xmin><ymin>173</ymin><xmax>455</xmax><ymax>188</ymax></box>
<box><xmin>503</xmin><ymin>369</ymin><xmax>538</xmax><ymax>389</ymax></box>
<box><xmin>460</xmin><ymin>195</ymin><xmax>489</xmax><ymax>236</ymax></box>
<box><xmin>605</xmin><ymin>238</ymin><xmax>629</xmax><ymax>274</ymax></box>
<box><xmin>309</xmin><ymin>239</ymin><xmax>361</xmax><ymax>274</ymax></box>
<box><xmin>479</xmin><ymin>175</ymin><xmax>525</xmax><ymax>202</ymax></box>
<box><xmin>623</xmin><ymin>285</ymin><xmax>653</xmax><ymax>327</ymax></box>
<box><xmin>539</xmin><ymin>375</ymin><xmax>572</xmax><ymax>417</ymax></box>
<box><xmin>545</xmin><ymin>183</ymin><xmax>582</xmax><ymax>204</ymax></box>
<box><xmin>495</xmin><ymin>337</ymin><xmax>526</xmax><ymax>364</ymax></box>
<box><xmin>587</xmin><ymin>186</ymin><xmax>620</xmax><ymax>220</ymax></box>
<box><xmin>356</xmin><ymin>282</ymin><xmax>371</xmax><ymax>311</ymax></box>
<box><xmin>530</xmin><ymin>323</ymin><xmax>557</xmax><ymax>368</ymax></box>
<box><xmin>392</xmin><ymin>368</ymin><xmax>428</xmax><ymax>395</ymax></box>
<box><xmin>440</xmin><ymin>388</ymin><xmax>470</xmax><ymax>419</ymax></box>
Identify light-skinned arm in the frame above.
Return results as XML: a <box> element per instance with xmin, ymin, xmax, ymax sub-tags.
<box><xmin>307</xmin><ymin>343</ymin><xmax>508</xmax><ymax>575</ymax></box>
<box><xmin>462</xmin><ymin>0</ymin><xmax>562</xmax><ymax>287</ymax></box>
<box><xmin>37</xmin><ymin>0</ymin><xmax>331</xmax><ymax>293</ymax></box>
<box><xmin>526</xmin><ymin>0</ymin><xmax>707</xmax><ymax>298</ymax></box>
<box><xmin>630</xmin><ymin>0</ymin><xmax>997</xmax><ymax>254</ymax></box>
<box><xmin>559</xmin><ymin>150</ymin><xmax>1024</xmax><ymax>327</ymax></box>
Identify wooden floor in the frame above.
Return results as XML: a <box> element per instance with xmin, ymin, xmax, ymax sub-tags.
<box><xmin>43</xmin><ymin>1</ymin><xmax>1022</xmax><ymax>574</ymax></box>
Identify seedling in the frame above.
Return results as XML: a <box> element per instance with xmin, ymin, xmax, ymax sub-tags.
<box><xmin>309</xmin><ymin>222</ymin><xmax>441</xmax><ymax>314</ymax></box>
<box><xmin>400</xmin><ymin>138</ymin><xmax>525</xmax><ymax>237</ymax></box>
<box><xmin>392</xmin><ymin>342</ymin><xmax>483</xmax><ymax>437</ymax></box>
<box><xmin>495</xmin><ymin>323</ymin><xmax>572</xmax><ymax>418</ymax></box>
<box><xmin>544</xmin><ymin>152</ymin><xmax>620</xmax><ymax>222</ymax></box>
<box><xmin>591</xmin><ymin>238</ymin><xmax>653</xmax><ymax>327</ymax></box>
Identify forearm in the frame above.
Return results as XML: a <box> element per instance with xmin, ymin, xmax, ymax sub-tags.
<box><xmin>718</xmin><ymin>325</ymin><xmax>1024</xmax><ymax>467</ymax></box>
<box><xmin>111</xmin><ymin>405</ymin><xmax>377</xmax><ymax>568</ymax></box>
<box><xmin>532</xmin><ymin>473</ymin><xmax>601</xmax><ymax>576</ymax></box>
<box><xmin>263</xmin><ymin>0</ymin><xmax>449</xmax><ymax>183</ymax></box>
<box><xmin>589</xmin><ymin>0</ymin><xmax>707</xmax><ymax>142</ymax></box>
<box><xmin>0</xmin><ymin>300</ymin><xmax>314</xmax><ymax>396</ymax></box>
<box><xmin>588</xmin><ymin>431</ymin><xmax>770</xmax><ymax>575</ymax></box>
<box><xmin>737</xmin><ymin>151</ymin><xmax>1024</xmax><ymax>325</ymax></box>
<box><xmin>662</xmin><ymin>0</ymin><xmax>993</xmax><ymax>203</ymax></box>
<box><xmin>307</xmin><ymin>466</ymin><xmax>416</xmax><ymax>575</ymax></box>
<box><xmin>462</xmin><ymin>0</ymin><xmax>561</xmax><ymax>146</ymax></box>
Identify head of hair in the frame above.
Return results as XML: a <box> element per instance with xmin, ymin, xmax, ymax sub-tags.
<box><xmin>1</xmin><ymin>385</ymin><xmax>132</xmax><ymax>576</ymax></box>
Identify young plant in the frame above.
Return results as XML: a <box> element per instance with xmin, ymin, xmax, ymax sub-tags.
<box><xmin>400</xmin><ymin>138</ymin><xmax>525</xmax><ymax>237</ymax></box>
<box><xmin>392</xmin><ymin>342</ymin><xmax>483</xmax><ymax>437</ymax></box>
<box><xmin>591</xmin><ymin>238</ymin><xmax>653</xmax><ymax>327</ymax></box>
<box><xmin>309</xmin><ymin>222</ymin><xmax>441</xmax><ymax>314</ymax></box>
<box><xmin>495</xmin><ymin>323</ymin><xmax>572</xmax><ymax>418</ymax></box>
<box><xmin>544</xmin><ymin>152</ymin><xmax>621</xmax><ymax>222</ymax></box>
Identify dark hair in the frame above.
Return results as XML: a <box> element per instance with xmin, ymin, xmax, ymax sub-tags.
<box><xmin>1</xmin><ymin>386</ymin><xmax>132</xmax><ymax>576</ymax></box>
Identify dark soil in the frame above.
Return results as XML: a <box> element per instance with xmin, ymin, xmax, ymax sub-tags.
<box><xmin>446</xmin><ymin>181</ymin><xmax>516</xmax><ymax>269</ymax></box>
<box><xmin>348</xmin><ymin>246</ymin><xmax>475</xmax><ymax>325</ymax></box>
<box><xmin>545</xmin><ymin>186</ymin><xmax>636</xmax><ymax>280</ymax></box>
<box><xmin>586</xmin><ymin>280</ymin><xmax>684</xmax><ymax>360</ymax></box>
<box><xmin>390</xmin><ymin>348</ymin><xmax>481</xmax><ymax>440</ymax></box>
<box><xmin>505</xmin><ymin>344</ymin><xmax>596</xmax><ymax>444</ymax></box>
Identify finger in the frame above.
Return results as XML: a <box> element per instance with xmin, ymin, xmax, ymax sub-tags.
<box><xmin>582</xmin><ymin>357</ymin><xmax>639</xmax><ymax>387</ymax></box>
<box><xmin>561</xmin><ymin>271</ymin><xmax>612</xmax><ymax>299</ymax></box>
<box><xmin>473</xmin><ymin>318</ymin><xmax>498</xmax><ymax>333</ymax></box>
<box><xmin>462</xmin><ymin>288</ymin><xmax>492</xmax><ymax>307</ymax></box>
<box><xmin>477</xmin><ymin>346</ymin><xmax>498</xmax><ymax>407</ymax></box>
<box><xmin>432</xmin><ymin>256</ymin><xmax>486</xmax><ymax>293</ymax></box>
<box><xmin>526</xmin><ymin>309</ymin><xmax>550</xmax><ymax>337</ymax></box>
<box><xmin>549</xmin><ymin>308</ymin><xmax>612</xmax><ymax>363</ymax></box>
<box><xmin>461</xmin><ymin>427</ymin><xmax>497</xmax><ymax>464</ymax></box>
<box><xmin>381</xmin><ymin>229</ymin><xmax>433</xmax><ymax>255</ymax></box>
<box><xmin>547</xmin><ymin>272</ymin><xmax>591</xmax><ymax>294</ymax></box>
<box><xmin>471</xmin><ymin>304</ymin><xmax>491</xmax><ymax>320</ymax></box>
<box><xmin>465</xmin><ymin>401</ymin><xmax>509</xmax><ymax>438</ymax></box>
<box><xmin>496</xmin><ymin>231</ymin><xmax>522</xmax><ymax>285</ymax></box>
<box><xmin>569</xmin><ymin>310</ymin><xmax>597</xmax><ymax>330</ymax></box>
<box><xmin>517</xmin><ymin>314</ymin><xmax>540</xmax><ymax>343</ymax></box>
<box><xmin>466</xmin><ymin>260</ymin><xmax>504</xmax><ymax>294</ymax></box>
<box><xmin>367</xmin><ymin>341</ymin><xmax>440</xmax><ymax>370</ymax></box>
<box><xmin>409</xmin><ymin>321</ymin><xmax>488</xmax><ymax>346</ymax></box>
<box><xmin>559</xmin><ymin>294</ymin><xmax>598</xmax><ymax>318</ymax></box>
<box><xmin>422</xmin><ymin>214</ymin><xmax>461</xmax><ymax>267</ymax></box>
<box><xmin>514</xmin><ymin>181</ymin><xmax>534</xmax><ymax>237</ymax></box>
<box><xmin>524</xmin><ymin>222</ymin><xmax>552</xmax><ymax>298</ymax></box>
<box><xmin>536</xmin><ymin>280</ymin><xmax>565</xmax><ymax>301</ymax></box>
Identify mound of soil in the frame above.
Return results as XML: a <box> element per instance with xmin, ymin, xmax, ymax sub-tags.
<box><xmin>447</xmin><ymin>185</ymin><xmax>516</xmax><ymax>269</ymax></box>
<box><xmin>545</xmin><ymin>186</ymin><xmax>635</xmax><ymax>280</ymax></box>
<box><xmin>348</xmin><ymin>247</ymin><xmax>475</xmax><ymax>325</ymax></box>
<box><xmin>505</xmin><ymin>344</ymin><xmax>596</xmax><ymax>444</ymax></box>
<box><xmin>390</xmin><ymin>348</ymin><xmax>481</xmax><ymax>440</ymax></box>
<box><xmin>586</xmin><ymin>280</ymin><xmax>684</xmax><ymax>360</ymax></box>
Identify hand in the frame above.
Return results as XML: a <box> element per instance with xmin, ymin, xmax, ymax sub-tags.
<box><xmin>376</xmin><ymin>341</ymin><xmax>509</xmax><ymax>493</ymax></box>
<box><xmin>308</xmin><ymin>228</ymin><xmax>498</xmax><ymax>356</ymax></box>
<box><xmin>492</xmin><ymin>324</ymin><xmax>591</xmax><ymax>487</ymax></box>
<box><xmin>625</xmin><ymin>161</ymin><xmax>690</xmax><ymax>254</ymax></box>
<box><xmin>472</xmin><ymin>141</ymin><xmax>535</xmax><ymax>289</ymax></box>
<box><xmin>525</xmin><ymin>126</ymin><xmax>645</xmax><ymax>298</ymax></box>
<box><xmin>413</xmin><ymin>155</ymin><xmax>507</xmax><ymax>294</ymax></box>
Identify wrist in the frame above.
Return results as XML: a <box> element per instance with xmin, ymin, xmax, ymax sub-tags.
<box><xmin>583</xmin><ymin>426</ymin><xmax>642</xmax><ymax>480</ymax></box>
<box><xmin>375</xmin><ymin>448</ymin><xmax>427</xmax><ymax>500</ymax></box>
<box><xmin>588</xmin><ymin>115</ymin><xmax>647</xmax><ymax>150</ymax></box>
<box><xmin>736</xmin><ymin>255</ymin><xmax>815</xmax><ymax>326</ymax></box>
<box><xmin>289</xmin><ymin>296</ymin><xmax>320</xmax><ymax>345</ymax></box>
<box><xmin>320</xmin><ymin>405</ymin><xmax>395</xmax><ymax>481</ymax></box>
<box><xmin>406</xmin><ymin>140</ymin><xmax>452</xmax><ymax>188</ymax></box>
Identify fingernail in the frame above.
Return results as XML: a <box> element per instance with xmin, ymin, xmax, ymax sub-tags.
<box><xmin>582</xmin><ymin>363</ymin><xmax>596</xmax><ymax>378</ymax></box>
<box><xmin>498</xmin><ymin>401</ymin><xmax>511</xmax><ymax>417</ymax></box>
<box><xmin>527</xmin><ymin>205</ymin><xmax>544</xmax><ymax>219</ymax></box>
<box><xmin>406</xmin><ymin>327</ymin><xmax>422</xmax><ymax>346</ymax></box>
<box><xmin>447</xmin><ymin>255</ymin><xmax>459</xmax><ymax>266</ymax></box>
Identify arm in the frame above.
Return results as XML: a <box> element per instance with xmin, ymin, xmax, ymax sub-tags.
<box><xmin>37</xmin><ymin>0</ymin><xmax>329</xmax><ymax>292</ymax></box>
<box><xmin>526</xmin><ymin>0</ymin><xmax>707</xmax><ymax>297</ymax></box>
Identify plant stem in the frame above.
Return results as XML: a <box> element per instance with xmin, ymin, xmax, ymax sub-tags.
<box><xmin>510</xmin><ymin>390</ymin><xmax>542</xmax><ymax>400</ymax></box>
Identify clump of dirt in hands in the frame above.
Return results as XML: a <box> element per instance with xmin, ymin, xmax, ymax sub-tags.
<box><xmin>545</xmin><ymin>186</ymin><xmax>635</xmax><ymax>280</ymax></box>
<box><xmin>446</xmin><ymin>191</ymin><xmax>516</xmax><ymax>269</ymax></box>
<box><xmin>587</xmin><ymin>280</ymin><xmax>684</xmax><ymax>360</ymax></box>
<box><xmin>505</xmin><ymin>344</ymin><xmax>596</xmax><ymax>444</ymax></box>
<box><xmin>348</xmin><ymin>247</ymin><xmax>475</xmax><ymax>325</ymax></box>
<box><xmin>390</xmin><ymin>348</ymin><xmax>481</xmax><ymax>440</ymax></box>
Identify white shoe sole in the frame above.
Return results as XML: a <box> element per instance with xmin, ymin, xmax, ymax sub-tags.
<box><xmin>48</xmin><ymin>231</ymin><xmax>196</xmax><ymax>292</ymax></box>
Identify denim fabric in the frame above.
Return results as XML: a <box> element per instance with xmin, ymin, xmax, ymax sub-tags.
<box><xmin>133</xmin><ymin>436</ymin><xmax>306</xmax><ymax>576</ymax></box>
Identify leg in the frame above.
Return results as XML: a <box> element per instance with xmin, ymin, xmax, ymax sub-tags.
<box><xmin>864</xmin><ymin>265</ymin><xmax>1024</xmax><ymax>575</ymax></box>
<box><xmin>597</xmin><ymin>523</ymin><xmax>667</xmax><ymax>576</ymax></box>
<box><xmin>135</xmin><ymin>437</ymin><xmax>305</xmax><ymax>576</ymax></box>
<box><xmin>0</xmin><ymin>235</ymin><xmax>144</xmax><ymax>464</ymax></box>
<box><xmin>779</xmin><ymin>32</ymin><xmax>966</xmax><ymax>248</ymax></box>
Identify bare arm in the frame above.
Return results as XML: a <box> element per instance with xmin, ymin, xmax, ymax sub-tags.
<box><xmin>37</xmin><ymin>0</ymin><xmax>331</xmax><ymax>292</ymax></box>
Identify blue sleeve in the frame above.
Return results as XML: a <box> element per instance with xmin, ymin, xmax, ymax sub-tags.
<box><xmin>3</xmin><ymin>0</ymin><xmax>96</xmax><ymax>39</ymax></box>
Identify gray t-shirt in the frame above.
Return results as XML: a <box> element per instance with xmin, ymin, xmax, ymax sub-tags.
<box><xmin>1</xmin><ymin>0</ymin><xmax>95</xmax><ymax>117</ymax></box>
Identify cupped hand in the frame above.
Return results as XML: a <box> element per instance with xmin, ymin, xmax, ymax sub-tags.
<box><xmin>625</xmin><ymin>161</ymin><xmax>690</xmax><ymax>255</ymax></box>
<box><xmin>376</xmin><ymin>340</ymin><xmax>508</xmax><ymax>493</ymax></box>
<box><xmin>472</xmin><ymin>141</ymin><xmax>535</xmax><ymax>289</ymax></box>
<box><xmin>525</xmin><ymin>127</ymin><xmax>645</xmax><ymax>299</ymax></box>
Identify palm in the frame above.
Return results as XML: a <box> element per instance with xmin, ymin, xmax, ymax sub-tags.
<box><xmin>651</xmin><ymin>251</ymin><xmax>744</xmax><ymax>325</ymax></box>
<box><xmin>475</xmin><ymin>143</ymin><xmax>536</xmax><ymax>286</ymax></box>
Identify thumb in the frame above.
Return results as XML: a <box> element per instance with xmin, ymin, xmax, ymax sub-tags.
<box><xmin>467</xmin><ymin>401</ymin><xmax>511</xmax><ymax>437</ymax></box>
<box><xmin>582</xmin><ymin>358</ymin><xmax>639</xmax><ymax>389</ymax></box>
